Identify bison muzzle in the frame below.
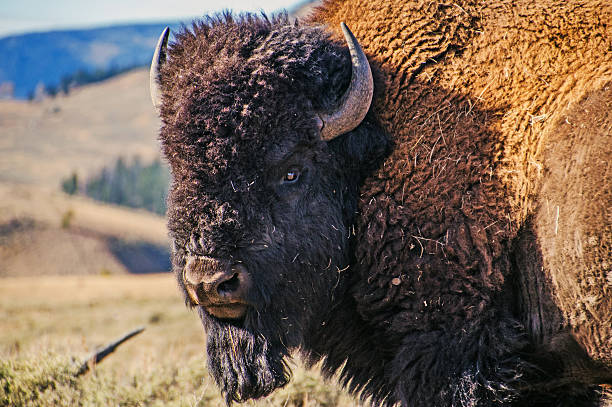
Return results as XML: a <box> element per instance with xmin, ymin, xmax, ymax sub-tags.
<box><xmin>182</xmin><ymin>256</ymin><xmax>251</xmax><ymax>319</ymax></box>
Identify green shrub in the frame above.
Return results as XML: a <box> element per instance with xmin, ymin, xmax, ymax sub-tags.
<box><xmin>60</xmin><ymin>210</ymin><xmax>74</xmax><ymax>229</ymax></box>
<box><xmin>61</xmin><ymin>172</ymin><xmax>79</xmax><ymax>195</ymax></box>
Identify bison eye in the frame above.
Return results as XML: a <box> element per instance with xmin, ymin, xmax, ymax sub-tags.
<box><xmin>282</xmin><ymin>168</ymin><xmax>300</xmax><ymax>184</ymax></box>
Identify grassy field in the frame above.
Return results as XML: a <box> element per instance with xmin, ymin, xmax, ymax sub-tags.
<box><xmin>0</xmin><ymin>274</ymin><xmax>362</xmax><ymax>407</ymax></box>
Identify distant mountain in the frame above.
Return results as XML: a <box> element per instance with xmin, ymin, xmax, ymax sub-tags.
<box><xmin>0</xmin><ymin>0</ymin><xmax>320</xmax><ymax>100</ymax></box>
<box><xmin>0</xmin><ymin>22</ymin><xmax>180</xmax><ymax>99</ymax></box>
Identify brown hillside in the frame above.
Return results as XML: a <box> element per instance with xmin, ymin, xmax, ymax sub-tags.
<box><xmin>0</xmin><ymin>68</ymin><xmax>170</xmax><ymax>277</ymax></box>
<box><xmin>0</xmin><ymin>69</ymin><xmax>160</xmax><ymax>187</ymax></box>
<box><xmin>0</xmin><ymin>183</ymin><xmax>170</xmax><ymax>277</ymax></box>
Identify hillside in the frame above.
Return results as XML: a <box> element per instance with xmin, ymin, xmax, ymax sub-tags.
<box><xmin>0</xmin><ymin>183</ymin><xmax>170</xmax><ymax>277</ymax></box>
<box><xmin>0</xmin><ymin>60</ymin><xmax>172</xmax><ymax>276</ymax></box>
<box><xmin>0</xmin><ymin>69</ymin><xmax>160</xmax><ymax>187</ymax></box>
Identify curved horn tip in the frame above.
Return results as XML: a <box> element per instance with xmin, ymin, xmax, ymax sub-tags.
<box><xmin>339</xmin><ymin>23</ymin><xmax>359</xmax><ymax>50</ymax></box>
<box><xmin>339</xmin><ymin>22</ymin><xmax>351</xmax><ymax>37</ymax></box>
<box><xmin>150</xmin><ymin>27</ymin><xmax>170</xmax><ymax>114</ymax></box>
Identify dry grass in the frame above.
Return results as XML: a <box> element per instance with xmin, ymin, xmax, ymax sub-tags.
<box><xmin>0</xmin><ymin>274</ymin><xmax>361</xmax><ymax>407</ymax></box>
<box><xmin>0</xmin><ymin>183</ymin><xmax>168</xmax><ymax>246</ymax></box>
<box><xmin>0</xmin><ymin>274</ymin><xmax>200</xmax><ymax>367</ymax></box>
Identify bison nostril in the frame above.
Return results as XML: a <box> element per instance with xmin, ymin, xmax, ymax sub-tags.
<box><xmin>217</xmin><ymin>273</ymin><xmax>240</xmax><ymax>295</ymax></box>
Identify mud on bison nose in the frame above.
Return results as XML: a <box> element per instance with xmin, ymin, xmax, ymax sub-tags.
<box><xmin>182</xmin><ymin>256</ymin><xmax>251</xmax><ymax>320</ymax></box>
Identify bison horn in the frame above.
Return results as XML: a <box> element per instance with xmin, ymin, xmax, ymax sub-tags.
<box><xmin>150</xmin><ymin>27</ymin><xmax>170</xmax><ymax>115</ymax></box>
<box><xmin>319</xmin><ymin>23</ymin><xmax>373</xmax><ymax>141</ymax></box>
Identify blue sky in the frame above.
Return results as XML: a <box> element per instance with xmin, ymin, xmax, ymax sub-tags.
<box><xmin>0</xmin><ymin>0</ymin><xmax>305</xmax><ymax>37</ymax></box>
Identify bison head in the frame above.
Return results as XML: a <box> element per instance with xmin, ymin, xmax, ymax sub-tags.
<box><xmin>150</xmin><ymin>14</ymin><xmax>388</xmax><ymax>403</ymax></box>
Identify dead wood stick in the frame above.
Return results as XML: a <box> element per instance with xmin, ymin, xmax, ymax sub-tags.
<box><xmin>75</xmin><ymin>326</ymin><xmax>145</xmax><ymax>376</ymax></box>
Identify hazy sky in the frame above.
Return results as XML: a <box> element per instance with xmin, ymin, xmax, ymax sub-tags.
<box><xmin>0</xmin><ymin>0</ymin><xmax>305</xmax><ymax>37</ymax></box>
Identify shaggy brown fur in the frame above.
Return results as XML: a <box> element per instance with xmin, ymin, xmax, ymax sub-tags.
<box><xmin>313</xmin><ymin>0</ymin><xmax>611</xmax><ymax>381</ymax></box>
<box><xmin>155</xmin><ymin>1</ymin><xmax>611</xmax><ymax>406</ymax></box>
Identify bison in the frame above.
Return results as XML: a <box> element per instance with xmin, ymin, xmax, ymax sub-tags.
<box><xmin>149</xmin><ymin>0</ymin><xmax>611</xmax><ymax>405</ymax></box>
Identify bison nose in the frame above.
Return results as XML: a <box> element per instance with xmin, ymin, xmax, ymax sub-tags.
<box><xmin>183</xmin><ymin>257</ymin><xmax>251</xmax><ymax>318</ymax></box>
<box><xmin>198</xmin><ymin>269</ymin><xmax>247</xmax><ymax>299</ymax></box>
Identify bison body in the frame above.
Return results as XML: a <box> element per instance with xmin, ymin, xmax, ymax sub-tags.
<box><xmin>152</xmin><ymin>1</ymin><xmax>611</xmax><ymax>405</ymax></box>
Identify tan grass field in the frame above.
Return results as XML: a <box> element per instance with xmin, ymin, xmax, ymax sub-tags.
<box><xmin>0</xmin><ymin>274</ymin><xmax>362</xmax><ymax>406</ymax></box>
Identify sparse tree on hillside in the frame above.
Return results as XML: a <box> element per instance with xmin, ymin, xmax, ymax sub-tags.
<box><xmin>73</xmin><ymin>156</ymin><xmax>170</xmax><ymax>215</ymax></box>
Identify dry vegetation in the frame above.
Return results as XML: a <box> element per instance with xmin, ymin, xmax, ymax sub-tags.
<box><xmin>0</xmin><ymin>274</ymin><xmax>361</xmax><ymax>406</ymax></box>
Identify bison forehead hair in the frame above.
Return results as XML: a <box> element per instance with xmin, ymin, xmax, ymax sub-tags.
<box><xmin>158</xmin><ymin>13</ymin><xmax>376</xmax><ymax>250</ymax></box>
<box><xmin>160</xmin><ymin>13</ymin><xmax>351</xmax><ymax>183</ymax></box>
<box><xmin>157</xmin><ymin>13</ymin><xmax>388</xmax><ymax>404</ymax></box>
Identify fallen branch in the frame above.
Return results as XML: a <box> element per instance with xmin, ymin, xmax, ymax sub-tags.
<box><xmin>75</xmin><ymin>326</ymin><xmax>145</xmax><ymax>376</ymax></box>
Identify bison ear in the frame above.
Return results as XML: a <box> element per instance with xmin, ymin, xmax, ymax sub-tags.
<box><xmin>150</xmin><ymin>27</ymin><xmax>170</xmax><ymax>115</ymax></box>
<box><xmin>329</xmin><ymin>119</ymin><xmax>389</xmax><ymax>175</ymax></box>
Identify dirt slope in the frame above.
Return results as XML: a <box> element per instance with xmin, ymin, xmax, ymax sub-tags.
<box><xmin>0</xmin><ymin>183</ymin><xmax>170</xmax><ymax>277</ymax></box>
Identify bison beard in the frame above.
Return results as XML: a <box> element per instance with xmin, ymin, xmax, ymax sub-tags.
<box><xmin>202</xmin><ymin>310</ymin><xmax>291</xmax><ymax>403</ymax></box>
<box><xmin>195</xmin><ymin>250</ymin><xmax>343</xmax><ymax>404</ymax></box>
<box><xmin>198</xmin><ymin>249</ymin><xmax>349</xmax><ymax>404</ymax></box>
